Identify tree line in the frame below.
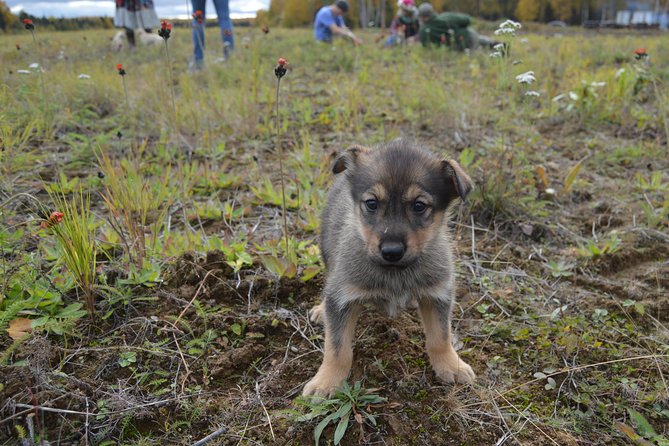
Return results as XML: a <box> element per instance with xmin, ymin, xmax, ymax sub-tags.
<box><xmin>259</xmin><ymin>0</ymin><xmax>643</xmax><ymax>28</ymax></box>
<box><xmin>0</xmin><ymin>1</ymin><xmax>114</xmax><ymax>32</ymax></box>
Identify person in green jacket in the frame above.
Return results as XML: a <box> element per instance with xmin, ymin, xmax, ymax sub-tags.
<box><xmin>417</xmin><ymin>3</ymin><xmax>497</xmax><ymax>51</ymax></box>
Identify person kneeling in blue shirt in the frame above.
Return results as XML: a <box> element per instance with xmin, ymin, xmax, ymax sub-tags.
<box><xmin>314</xmin><ymin>0</ymin><xmax>363</xmax><ymax>45</ymax></box>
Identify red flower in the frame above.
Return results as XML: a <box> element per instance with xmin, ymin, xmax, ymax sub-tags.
<box><xmin>158</xmin><ymin>20</ymin><xmax>172</xmax><ymax>40</ymax></box>
<box><xmin>40</xmin><ymin>211</ymin><xmax>64</xmax><ymax>229</ymax></box>
<box><xmin>23</xmin><ymin>18</ymin><xmax>35</xmax><ymax>31</ymax></box>
<box><xmin>116</xmin><ymin>63</ymin><xmax>126</xmax><ymax>76</ymax></box>
<box><xmin>274</xmin><ymin>57</ymin><xmax>288</xmax><ymax>79</ymax></box>
<box><xmin>634</xmin><ymin>48</ymin><xmax>648</xmax><ymax>60</ymax></box>
<box><xmin>223</xmin><ymin>29</ymin><xmax>232</xmax><ymax>37</ymax></box>
<box><xmin>193</xmin><ymin>10</ymin><xmax>204</xmax><ymax>24</ymax></box>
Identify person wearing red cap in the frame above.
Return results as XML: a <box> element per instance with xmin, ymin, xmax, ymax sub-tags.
<box><xmin>385</xmin><ymin>0</ymin><xmax>419</xmax><ymax>47</ymax></box>
<box><xmin>314</xmin><ymin>1</ymin><xmax>363</xmax><ymax>45</ymax></box>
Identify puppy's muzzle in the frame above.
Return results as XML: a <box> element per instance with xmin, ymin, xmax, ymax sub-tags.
<box><xmin>380</xmin><ymin>240</ymin><xmax>406</xmax><ymax>263</ymax></box>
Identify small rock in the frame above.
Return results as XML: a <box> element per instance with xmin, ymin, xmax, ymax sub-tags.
<box><xmin>519</xmin><ymin>223</ymin><xmax>534</xmax><ymax>237</ymax></box>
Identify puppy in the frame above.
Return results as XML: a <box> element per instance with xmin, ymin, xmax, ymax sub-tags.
<box><xmin>111</xmin><ymin>31</ymin><xmax>127</xmax><ymax>52</ymax></box>
<box><xmin>110</xmin><ymin>29</ymin><xmax>162</xmax><ymax>52</ymax></box>
<box><xmin>303</xmin><ymin>140</ymin><xmax>475</xmax><ymax>397</ymax></box>
<box><xmin>136</xmin><ymin>29</ymin><xmax>163</xmax><ymax>46</ymax></box>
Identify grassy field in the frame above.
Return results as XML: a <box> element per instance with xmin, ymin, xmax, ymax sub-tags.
<box><xmin>1</xmin><ymin>22</ymin><xmax>668</xmax><ymax>445</ymax></box>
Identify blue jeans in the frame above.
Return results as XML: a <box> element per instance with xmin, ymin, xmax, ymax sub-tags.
<box><xmin>191</xmin><ymin>0</ymin><xmax>234</xmax><ymax>64</ymax></box>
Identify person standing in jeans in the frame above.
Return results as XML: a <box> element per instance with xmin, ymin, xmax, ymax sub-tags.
<box><xmin>191</xmin><ymin>0</ymin><xmax>234</xmax><ymax>69</ymax></box>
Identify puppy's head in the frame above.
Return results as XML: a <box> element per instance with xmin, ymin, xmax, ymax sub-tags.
<box><xmin>333</xmin><ymin>141</ymin><xmax>472</xmax><ymax>269</ymax></box>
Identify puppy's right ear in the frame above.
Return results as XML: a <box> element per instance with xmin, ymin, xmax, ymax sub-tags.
<box><xmin>332</xmin><ymin>145</ymin><xmax>369</xmax><ymax>174</ymax></box>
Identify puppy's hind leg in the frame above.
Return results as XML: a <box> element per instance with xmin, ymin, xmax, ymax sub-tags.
<box><xmin>418</xmin><ymin>297</ymin><xmax>475</xmax><ymax>384</ymax></box>
<box><xmin>303</xmin><ymin>297</ymin><xmax>360</xmax><ymax>397</ymax></box>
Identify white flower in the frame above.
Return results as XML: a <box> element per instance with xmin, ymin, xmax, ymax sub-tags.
<box><xmin>495</xmin><ymin>27</ymin><xmax>516</xmax><ymax>35</ymax></box>
<box><xmin>493</xmin><ymin>43</ymin><xmax>505</xmax><ymax>51</ymax></box>
<box><xmin>552</xmin><ymin>94</ymin><xmax>565</xmax><ymax>102</ymax></box>
<box><xmin>591</xmin><ymin>81</ymin><xmax>606</xmax><ymax>87</ymax></box>
<box><xmin>568</xmin><ymin>91</ymin><xmax>579</xmax><ymax>101</ymax></box>
<box><xmin>489</xmin><ymin>51</ymin><xmax>502</xmax><ymax>58</ymax></box>
<box><xmin>78</xmin><ymin>74</ymin><xmax>91</xmax><ymax>79</ymax></box>
<box><xmin>520</xmin><ymin>37</ymin><xmax>529</xmax><ymax>44</ymax></box>
<box><xmin>17</xmin><ymin>70</ymin><xmax>31</xmax><ymax>74</ymax></box>
<box><xmin>29</xmin><ymin>62</ymin><xmax>39</xmax><ymax>69</ymax></box>
<box><xmin>499</xmin><ymin>19</ymin><xmax>522</xmax><ymax>30</ymax></box>
<box><xmin>515</xmin><ymin>71</ymin><xmax>536</xmax><ymax>84</ymax></box>
<box><xmin>495</xmin><ymin>20</ymin><xmax>521</xmax><ymax>35</ymax></box>
<box><xmin>615</xmin><ymin>68</ymin><xmax>626</xmax><ymax>78</ymax></box>
<box><xmin>525</xmin><ymin>90</ymin><xmax>540</xmax><ymax>97</ymax></box>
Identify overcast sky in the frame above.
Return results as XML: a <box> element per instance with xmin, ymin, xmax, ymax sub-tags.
<box><xmin>7</xmin><ymin>0</ymin><xmax>270</xmax><ymax>19</ymax></box>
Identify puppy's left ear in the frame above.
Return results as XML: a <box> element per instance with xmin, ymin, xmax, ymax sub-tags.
<box><xmin>441</xmin><ymin>159</ymin><xmax>473</xmax><ymax>202</ymax></box>
<box><xmin>332</xmin><ymin>144</ymin><xmax>369</xmax><ymax>175</ymax></box>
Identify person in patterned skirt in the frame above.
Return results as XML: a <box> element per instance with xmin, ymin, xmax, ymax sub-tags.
<box><xmin>114</xmin><ymin>0</ymin><xmax>160</xmax><ymax>47</ymax></box>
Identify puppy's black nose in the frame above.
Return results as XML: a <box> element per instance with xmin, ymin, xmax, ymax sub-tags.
<box><xmin>381</xmin><ymin>241</ymin><xmax>405</xmax><ymax>262</ymax></box>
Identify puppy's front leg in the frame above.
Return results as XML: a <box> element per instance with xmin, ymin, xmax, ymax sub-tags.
<box><xmin>303</xmin><ymin>296</ymin><xmax>360</xmax><ymax>397</ymax></box>
<box><xmin>418</xmin><ymin>297</ymin><xmax>475</xmax><ymax>384</ymax></box>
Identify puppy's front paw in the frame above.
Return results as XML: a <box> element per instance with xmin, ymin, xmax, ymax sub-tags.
<box><xmin>309</xmin><ymin>302</ymin><xmax>325</xmax><ymax>324</ymax></box>
<box><xmin>303</xmin><ymin>370</ymin><xmax>345</xmax><ymax>398</ymax></box>
<box><xmin>432</xmin><ymin>354</ymin><xmax>476</xmax><ymax>384</ymax></box>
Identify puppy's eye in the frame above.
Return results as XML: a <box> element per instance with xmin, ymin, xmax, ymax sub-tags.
<box><xmin>364</xmin><ymin>199</ymin><xmax>378</xmax><ymax>212</ymax></box>
<box><xmin>413</xmin><ymin>201</ymin><xmax>428</xmax><ymax>214</ymax></box>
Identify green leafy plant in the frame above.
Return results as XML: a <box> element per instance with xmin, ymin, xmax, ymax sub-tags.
<box><xmin>292</xmin><ymin>381</ymin><xmax>386</xmax><ymax>446</ymax></box>
<box><xmin>257</xmin><ymin>237</ymin><xmax>323</xmax><ymax>280</ymax></box>
<box><xmin>119</xmin><ymin>351</ymin><xmax>137</xmax><ymax>368</ymax></box>
<box><xmin>45</xmin><ymin>171</ymin><xmax>80</xmax><ymax>195</ymax></box>
<box><xmin>118</xmin><ymin>261</ymin><xmax>162</xmax><ymax>287</ymax></box>
<box><xmin>615</xmin><ymin>408</ymin><xmax>669</xmax><ymax>446</ymax></box>
<box><xmin>31</xmin><ymin>302</ymin><xmax>88</xmax><ymax>335</ymax></box>
<box><xmin>533</xmin><ymin>369</ymin><xmax>558</xmax><ymax>390</ymax></box>
<box><xmin>545</xmin><ymin>259</ymin><xmax>575</xmax><ymax>278</ymax></box>
<box><xmin>577</xmin><ymin>232</ymin><xmax>621</xmax><ymax>260</ymax></box>
<box><xmin>636</xmin><ymin>171</ymin><xmax>668</xmax><ymax>193</ymax></box>
<box><xmin>207</xmin><ymin>237</ymin><xmax>254</xmax><ymax>272</ymax></box>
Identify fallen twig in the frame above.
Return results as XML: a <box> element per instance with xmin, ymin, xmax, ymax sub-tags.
<box><xmin>192</xmin><ymin>424</ymin><xmax>229</xmax><ymax>446</ymax></box>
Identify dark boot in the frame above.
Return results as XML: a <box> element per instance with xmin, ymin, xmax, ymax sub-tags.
<box><xmin>125</xmin><ymin>28</ymin><xmax>136</xmax><ymax>47</ymax></box>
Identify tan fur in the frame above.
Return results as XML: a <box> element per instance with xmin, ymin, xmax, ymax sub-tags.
<box><xmin>406</xmin><ymin>211</ymin><xmax>443</xmax><ymax>256</ymax></box>
<box><xmin>303</xmin><ymin>304</ymin><xmax>361</xmax><ymax>396</ymax></box>
<box><xmin>418</xmin><ymin>299</ymin><xmax>475</xmax><ymax>383</ymax></box>
<box><xmin>366</xmin><ymin>183</ymin><xmax>388</xmax><ymax>202</ymax></box>
<box><xmin>402</xmin><ymin>184</ymin><xmax>433</xmax><ymax>205</ymax></box>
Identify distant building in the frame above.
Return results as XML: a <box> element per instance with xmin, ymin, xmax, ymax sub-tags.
<box><xmin>605</xmin><ymin>0</ymin><xmax>669</xmax><ymax>28</ymax></box>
